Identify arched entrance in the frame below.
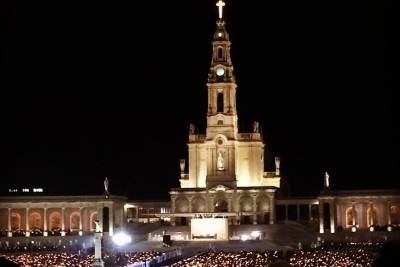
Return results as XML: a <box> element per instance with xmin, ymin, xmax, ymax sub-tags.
<box><xmin>49</xmin><ymin>211</ymin><xmax>61</xmax><ymax>231</ymax></box>
<box><xmin>69</xmin><ymin>212</ymin><xmax>80</xmax><ymax>231</ymax></box>
<box><xmin>345</xmin><ymin>207</ymin><xmax>357</xmax><ymax>228</ymax></box>
<box><xmin>214</xmin><ymin>199</ymin><xmax>228</xmax><ymax>212</ymax></box>
<box><xmin>192</xmin><ymin>197</ymin><xmax>206</xmax><ymax>213</ymax></box>
<box><xmin>367</xmin><ymin>207</ymin><xmax>378</xmax><ymax>226</ymax></box>
<box><xmin>29</xmin><ymin>212</ymin><xmax>42</xmax><ymax>231</ymax></box>
<box><xmin>257</xmin><ymin>196</ymin><xmax>270</xmax><ymax>224</ymax></box>
<box><xmin>11</xmin><ymin>213</ymin><xmax>21</xmax><ymax>231</ymax></box>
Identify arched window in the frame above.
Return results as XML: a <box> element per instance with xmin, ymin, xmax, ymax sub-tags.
<box><xmin>11</xmin><ymin>213</ymin><xmax>21</xmax><ymax>231</ymax></box>
<box><xmin>217</xmin><ymin>92</ymin><xmax>224</xmax><ymax>113</ymax></box>
<box><xmin>217</xmin><ymin>47</ymin><xmax>223</xmax><ymax>60</ymax></box>
<box><xmin>345</xmin><ymin>207</ymin><xmax>357</xmax><ymax>227</ymax></box>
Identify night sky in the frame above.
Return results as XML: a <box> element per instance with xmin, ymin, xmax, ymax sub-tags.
<box><xmin>2</xmin><ymin>0</ymin><xmax>397</xmax><ymax>199</ymax></box>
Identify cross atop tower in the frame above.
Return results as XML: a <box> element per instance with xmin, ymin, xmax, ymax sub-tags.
<box><xmin>216</xmin><ymin>0</ymin><xmax>225</xmax><ymax>19</ymax></box>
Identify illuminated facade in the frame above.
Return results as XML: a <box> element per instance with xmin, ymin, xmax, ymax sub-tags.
<box><xmin>169</xmin><ymin>1</ymin><xmax>281</xmax><ymax>226</ymax></box>
<box><xmin>0</xmin><ymin>196</ymin><xmax>126</xmax><ymax>237</ymax></box>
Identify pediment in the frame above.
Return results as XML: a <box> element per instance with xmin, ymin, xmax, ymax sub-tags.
<box><xmin>209</xmin><ymin>184</ymin><xmax>232</xmax><ymax>192</ymax></box>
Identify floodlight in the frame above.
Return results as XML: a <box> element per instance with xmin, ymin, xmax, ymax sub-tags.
<box><xmin>112</xmin><ymin>232</ymin><xmax>132</xmax><ymax>246</ymax></box>
<box><xmin>250</xmin><ymin>231</ymin><xmax>260</xmax><ymax>238</ymax></box>
<box><xmin>240</xmin><ymin>234</ymin><xmax>249</xmax><ymax>241</ymax></box>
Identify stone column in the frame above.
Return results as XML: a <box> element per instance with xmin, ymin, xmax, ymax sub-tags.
<box><xmin>94</xmin><ymin>232</ymin><xmax>104</xmax><ymax>266</ymax></box>
<box><xmin>227</xmin><ymin>196</ymin><xmax>232</xmax><ymax>212</ymax></box>
<box><xmin>79</xmin><ymin>207</ymin><xmax>83</xmax><ymax>236</ymax></box>
<box><xmin>318</xmin><ymin>202</ymin><xmax>324</xmax><ymax>234</ymax></box>
<box><xmin>329</xmin><ymin>202</ymin><xmax>335</xmax><ymax>233</ymax></box>
<box><xmin>252</xmin><ymin>194</ymin><xmax>258</xmax><ymax>225</ymax></box>
<box><xmin>308</xmin><ymin>204</ymin><xmax>312</xmax><ymax>221</ymax></box>
<box><xmin>25</xmin><ymin>207</ymin><xmax>30</xmax><ymax>237</ymax></box>
<box><xmin>352</xmin><ymin>203</ymin><xmax>356</xmax><ymax>226</ymax></box>
<box><xmin>61</xmin><ymin>207</ymin><xmax>66</xmax><ymax>236</ymax></box>
<box><xmin>269</xmin><ymin>195</ymin><xmax>276</xmax><ymax>224</ymax></box>
<box><xmin>43</xmin><ymin>208</ymin><xmax>48</xmax><ymax>236</ymax></box>
<box><xmin>296</xmin><ymin>205</ymin><xmax>301</xmax><ymax>221</ymax></box>
<box><xmin>369</xmin><ymin>203</ymin><xmax>374</xmax><ymax>226</ymax></box>
<box><xmin>109</xmin><ymin>205</ymin><xmax>114</xmax><ymax>236</ymax></box>
<box><xmin>7</xmin><ymin>208</ymin><xmax>12</xmax><ymax>237</ymax></box>
<box><xmin>171</xmin><ymin>197</ymin><xmax>176</xmax><ymax>226</ymax></box>
<box><xmin>146</xmin><ymin>208</ymin><xmax>150</xmax><ymax>224</ymax></box>
<box><xmin>387</xmin><ymin>202</ymin><xmax>392</xmax><ymax>225</ymax></box>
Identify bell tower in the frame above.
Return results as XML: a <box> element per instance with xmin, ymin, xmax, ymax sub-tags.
<box><xmin>206</xmin><ymin>2</ymin><xmax>238</xmax><ymax>141</ymax></box>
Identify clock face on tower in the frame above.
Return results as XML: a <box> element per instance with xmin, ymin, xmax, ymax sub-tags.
<box><xmin>216</xmin><ymin>67</ymin><xmax>225</xmax><ymax>76</ymax></box>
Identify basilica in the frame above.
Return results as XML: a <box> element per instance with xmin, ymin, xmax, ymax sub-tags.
<box><xmin>1</xmin><ymin>0</ymin><xmax>399</xmax><ymax>240</ymax></box>
<box><xmin>169</xmin><ymin>5</ymin><xmax>280</xmax><ymax>226</ymax></box>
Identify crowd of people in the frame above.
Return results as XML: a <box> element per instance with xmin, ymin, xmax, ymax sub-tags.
<box><xmin>0</xmin><ymin>242</ymin><xmax>395</xmax><ymax>267</ymax></box>
<box><xmin>1</xmin><ymin>249</ymin><xmax>183</xmax><ymax>267</ymax></box>
<box><xmin>289</xmin><ymin>243</ymin><xmax>379</xmax><ymax>267</ymax></box>
<box><xmin>0</xmin><ymin>238</ymin><xmax>91</xmax><ymax>253</ymax></box>
<box><xmin>169</xmin><ymin>243</ymin><xmax>385</xmax><ymax>267</ymax></box>
<box><xmin>170</xmin><ymin>251</ymin><xmax>280</xmax><ymax>267</ymax></box>
<box><xmin>2</xmin><ymin>253</ymin><xmax>94</xmax><ymax>267</ymax></box>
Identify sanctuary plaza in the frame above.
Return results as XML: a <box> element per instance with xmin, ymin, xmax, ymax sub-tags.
<box><xmin>2</xmin><ymin>0</ymin><xmax>399</xmax><ymax>244</ymax></box>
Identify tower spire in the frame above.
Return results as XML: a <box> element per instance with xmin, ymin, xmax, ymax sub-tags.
<box><xmin>205</xmin><ymin>0</ymin><xmax>238</xmax><ymax>140</ymax></box>
<box><xmin>216</xmin><ymin>0</ymin><xmax>226</xmax><ymax>20</ymax></box>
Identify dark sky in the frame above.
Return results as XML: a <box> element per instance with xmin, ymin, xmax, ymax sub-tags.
<box><xmin>2</xmin><ymin>0</ymin><xmax>397</xmax><ymax>199</ymax></box>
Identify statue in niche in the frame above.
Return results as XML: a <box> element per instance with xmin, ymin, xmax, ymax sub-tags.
<box><xmin>189</xmin><ymin>124</ymin><xmax>196</xmax><ymax>135</ymax></box>
<box><xmin>217</xmin><ymin>151</ymin><xmax>225</xmax><ymax>171</ymax></box>
<box><xmin>324</xmin><ymin>172</ymin><xmax>330</xmax><ymax>188</ymax></box>
<box><xmin>253</xmin><ymin>121</ymin><xmax>260</xmax><ymax>133</ymax></box>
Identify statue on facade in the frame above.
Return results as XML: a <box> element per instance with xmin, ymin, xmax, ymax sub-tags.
<box><xmin>104</xmin><ymin>177</ymin><xmax>109</xmax><ymax>198</ymax></box>
<box><xmin>180</xmin><ymin>159</ymin><xmax>186</xmax><ymax>174</ymax></box>
<box><xmin>324</xmin><ymin>172</ymin><xmax>330</xmax><ymax>188</ymax></box>
<box><xmin>217</xmin><ymin>151</ymin><xmax>224</xmax><ymax>170</ymax></box>
<box><xmin>189</xmin><ymin>123</ymin><xmax>196</xmax><ymax>135</ymax></box>
<box><xmin>94</xmin><ymin>220</ymin><xmax>101</xmax><ymax>233</ymax></box>
<box><xmin>253</xmin><ymin>121</ymin><xmax>260</xmax><ymax>133</ymax></box>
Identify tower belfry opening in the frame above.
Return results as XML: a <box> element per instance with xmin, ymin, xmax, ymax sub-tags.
<box><xmin>217</xmin><ymin>93</ymin><xmax>224</xmax><ymax>113</ymax></box>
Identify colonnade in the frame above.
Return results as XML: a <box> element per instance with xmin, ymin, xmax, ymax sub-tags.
<box><xmin>0</xmin><ymin>198</ymin><xmax>126</xmax><ymax>237</ymax></box>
